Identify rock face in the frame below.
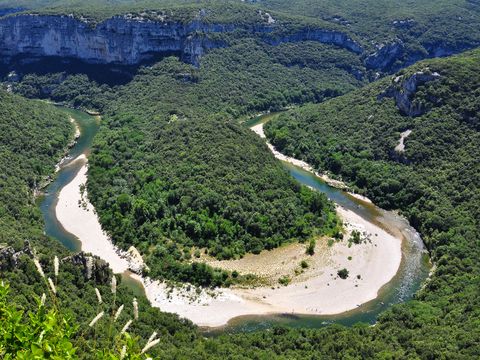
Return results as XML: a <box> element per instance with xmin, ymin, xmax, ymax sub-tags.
<box><xmin>379</xmin><ymin>70</ymin><xmax>441</xmax><ymax>117</ymax></box>
<box><xmin>0</xmin><ymin>14</ymin><xmax>232</xmax><ymax>67</ymax></box>
<box><xmin>0</xmin><ymin>241</ymin><xmax>33</xmax><ymax>272</ymax></box>
<box><xmin>126</xmin><ymin>246</ymin><xmax>150</xmax><ymax>274</ymax></box>
<box><xmin>0</xmin><ymin>14</ymin><xmax>363</xmax><ymax>67</ymax></box>
<box><xmin>0</xmin><ymin>241</ymin><xmax>110</xmax><ymax>283</ymax></box>
<box><xmin>63</xmin><ymin>252</ymin><xmax>111</xmax><ymax>283</ymax></box>
<box><xmin>0</xmin><ymin>13</ymin><xmax>470</xmax><ymax>72</ymax></box>
<box><xmin>264</xmin><ymin>29</ymin><xmax>363</xmax><ymax>54</ymax></box>
<box><xmin>0</xmin><ymin>244</ymin><xmax>16</xmax><ymax>271</ymax></box>
<box><xmin>365</xmin><ymin>41</ymin><xmax>405</xmax><ymax>70</ymax></box>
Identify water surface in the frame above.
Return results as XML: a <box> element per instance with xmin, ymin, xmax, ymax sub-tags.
<box><xmin>204</xmin><ymin>114</ymin><xmax>431</xmax><ymax>334</ymax></box>
<box><xmin>40</xmin><ymin>108</ymin><xmax>99</xmax><ymax>251</ymax></box>
<box><xmin>41</xmin><ymin>110</ymin><xmax>430</xmax><ymax>334</ymax></box>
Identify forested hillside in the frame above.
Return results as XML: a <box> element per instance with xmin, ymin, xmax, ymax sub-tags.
<box><xmin>264</xmin><ymin>49</ymin><xmax>480</xmax><ymax>357</ymax></box>
<box><xmin>0</xmin><ymin>90</ymin><xmax>71</xmax><ymax>247</ymax></box>
<box><xmin>0</xmin><ymin>91</ymin><xmax>202</xmax><ymax>359</ymax></box>
<box><xmin>0</xmin><ymin>1</ymin><xmax>479</xmax><ymax>359</ymax></box>
<box><xmin>260</xmin><ymin>0</ymin><xmax>480</xmax><ymax>68</ymax></box>
<box><xmin>10</xmin><ymin>41</ymin><xmax>362</xmax><ymax>115</ymax></box>
<box><xmin>2</xmin><ymin>0</ymin><xmax>480</xmax><ymax>74</ymax></box>
<box><xmin>87</xmin><ymin>55</ymin><xmax>341</xmax><ymax>286</ymax></box>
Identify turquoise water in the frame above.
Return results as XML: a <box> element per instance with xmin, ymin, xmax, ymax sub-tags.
<box><xmin>41</xmin><ymin>109</ymin><xmax>430</xmax><ymax>334</ymax></box>
<box><xmin>40</xmin><ymin>108</ymin><xmax>99</xmax><ymax>251</ymax></box>
<box><xmin>206</xmin><ymin>162</ymin><xmax>430</xmax><ymax>334</ymax></box>
<box><xmin>39</xmin><ymin>107</ymin><xmax>147</xmax><ymax>296</ymax></box>
<box><xmin>203</xmin><ymin>114</ymin><xmax>431</xmax><ymax>334</ymax></box>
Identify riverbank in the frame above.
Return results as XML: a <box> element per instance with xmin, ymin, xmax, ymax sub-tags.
<box><xmin>54</xmin><ymin>151</ymin><xmax>402</xmax><ymax>328</ymax></box>
<box><xmin>55</xmin><ymin>155</ymin><xmax>130</xmax><ymax>274</ymax></box>
<box><xmin>127</xmin><ymin>202</ymin><xmax>401</xmax><ymax>327</ymax></box>
<box><xmin>251</xmin><ymin>123</ymin><xmax>372</xmax><ymax>204</ymax></box>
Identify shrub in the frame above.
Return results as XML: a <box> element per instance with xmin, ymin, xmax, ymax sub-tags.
<box><xmin>337</xmin><ymin>268</ymin><xmax>349</xmax><ymax>279</ymax></box>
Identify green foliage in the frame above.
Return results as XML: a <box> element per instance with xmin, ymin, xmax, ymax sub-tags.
<box><xmin>0</xmin><ymin>90</ymin><xmax>202</xmax><ymax>359</ymax></box>
<box><xmin>265</xmin><ymin>48</ymin><xmax>480</xmax><ymax>358</ymax></box>
<box><xmin>278</xmin><ymin>276</ymin><xmax>290</xmax><ymax>286</ymax></box>
<box><xmin>2</xmin><ymin>0</ymin><xmax>480</xmax><ymax>76</ymax></box>
<box><xmin>1</xmin><ymin>2</ymin><xmax>480</xmax><ymax>358</ymax></box>
<box><xmin>350</xmin><ymin>230</ymin><xmax>362</xmax><ymax>245</ymax></box>
<box><xmin>0</xmin><ymin>277</ymin><xmax>166</xmax><ymax>360</ymax></box>
<box><xmin>259</xmin><ymin>0</ymin><xmax>480</xmax><ymax>56</ymax></box>
<box><xmin>337</xmin><ymin>268</ymin><xmax>349</xmax><ymax>279</ymax></box>
<box><xmin>0</xmin><ymin>90</ymin><xmax>72</xmax><ymax>247</ymax></box>
<box><xmin>0</xmin><ymin>282</ymin><xmax>77</xmax><ymax>359</ymax></box>
<box><xmin>89</xmin><ymin>112</ymin><xmax>337</xmax><ymax>286</ymax></box>
<box><xmin>306</xmin><ymin>238</ymin><xmax>316</xmax><ymax>255</ymax></box>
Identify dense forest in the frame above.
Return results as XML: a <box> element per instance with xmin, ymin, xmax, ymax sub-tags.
<box><xmin>0</xmin><ymin>90</ymin><xmax>72</xmax><ymax>247</ymax></box>
<box><xmin>87</xmin><ymin>55</ymin><xmax>341</xmax><ymax>286</ymax></box>
<box><xmin>1</xmin><ymin>0</ymin><xmax>480</xmax><ymax>74</ymax></box>
<box><xmin>9</xmin><ymin>40</ymin><xmax>363</xmax><ymax>114</ymax></box>
<box><xmin>0</xmin><ymin>0</ymin><xmax>479</xmax><ymax>359</ymax></box>
<box><xmin>265</xmin><ymin>49</ymin><xmax>480</xmax><ymax>358</ymax></box>
<box><xmin>0</xmin><ymin>90</ymin><xmax>202</xmax><ymax>358</ymax></box>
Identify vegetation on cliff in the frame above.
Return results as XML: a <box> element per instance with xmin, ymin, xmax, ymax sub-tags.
<box><xmin>2</xmin><ymin>0</ymin><xmax>480</xmax><ymax>74</ymax></box>
<box><xmin>0</xmin><ymin>1</ymin><xmax>479</xmax><ymax>359</ymax></box>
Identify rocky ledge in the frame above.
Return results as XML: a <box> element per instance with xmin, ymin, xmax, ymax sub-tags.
<box><xmin>0</xmin><ymin>241</ymin><xmax>110</xmax><ymax>283</ymax></box>
<box><xmin>379</xmin><ymin>70</ymin><xmax>441</xmax><ymax>117</ymax></box>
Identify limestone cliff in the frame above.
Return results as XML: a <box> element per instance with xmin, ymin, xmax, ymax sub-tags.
<box><xmin>0</xmin><ymin>13</ymin><xmax>468</xmax><ymax>72</ymax></box>
<box><xmin>379</xmin><ymin>70</ymin><xmax>441</xmax><ymax>117</ymax></box>
<box><xmin>0</xmin><ymin>13</ymin><xmax>363</xmax><ymax>67</ymax></box>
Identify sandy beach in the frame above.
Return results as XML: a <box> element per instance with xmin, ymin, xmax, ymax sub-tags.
<box><xmin>53</xmin><ymin>122</ymin><xmax>402</xmax><ymax>328</ymax></box>
<box><xmin>55</xmin><ymin>155</ymin><xmax>130</xmax><ymax>274</ymax></box>
<box><xmin>130</xmin><ymin>204</ymin><xmax>401</xmax><ymax>327</ymax></box>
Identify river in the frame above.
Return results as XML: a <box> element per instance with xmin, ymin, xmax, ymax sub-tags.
<box><xmin>40</xmin><ymin>108</ymin><xmax>431</xmax><ymax>334</ymax></box>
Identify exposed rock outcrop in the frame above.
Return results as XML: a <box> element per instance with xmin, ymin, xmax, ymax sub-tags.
<box><xmin>0</xmin><ymin>12</ymin><xmax>471</xmax><ymax>74</ymax></box>
<box><xmin>379</xmin><ymin>70</ymin><xmax>441</xmax><ymax>116</ymax></box>
<box><xmin>365</xmin><ymin>40</ymin><xmax>405</xmax><ymax>70</ymax></box>
<box><xmin>394</xmin><ymin>129</ymin><xmax>412</xmax><ymax>153</ymax></box>
<box><xmin>0</xmin><ymin>241</ymin><xmax>110</xmax><ymax>283</ymax></box>
<box><xmin>264</xmin><ymin>29</ymin><xmax>363</xmax><ymax>54</ymax></box>
<box><xmin>0</xmin><ymin>244</ymin><xmax>16</xmax><ymax>271</ymax></box>
<box><xmin>0</xmin><ymin>13</ymin><xmax>363</xmax><ymax>68</ymax></box>
<box><xmin>126</xmin><ymin>246</ymin><xmax>150</xmax><ymax>274</ymax></box>
<box><xmin>0</xmin><ymin>241</ymin><xmax>33</xmax><ymax>271</ymax></box>
<box><xmin>0</xmin><ymin>14</ymin><xmax>232</xmax><ymax>67</ymax></box>
<box><xmin>63</xmin><ymin>252</ymin><xmax>111</xmax><ymax>283</ymax></box>
<box><xmin>392</xmin><ymin>19</ymin><xmax>416</xmax><ymax>29</ymax></box>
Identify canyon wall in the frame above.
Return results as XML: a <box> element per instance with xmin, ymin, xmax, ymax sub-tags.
<box><xmin>0</xmin><ymin>14</ymin><xmax>362</xmax><ymax>67</ymax></box>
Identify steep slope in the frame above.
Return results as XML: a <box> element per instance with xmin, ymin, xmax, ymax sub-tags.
<box><xmin>264</xmin><ymin>49</ymin><xmax>480</xmax><ymax>357</ymax></box>
<box><xmin>2</xmin><ymin>0</ymin><xmax>480</xmax><ymax>74</ymax></box>
<box><xmin>0</xmin><ymin>91</ymin><xmax>202</xmax><ymax>359</ymax></box>
<box><xmin>258</xmin><ymin>0</ymin><xmax>480</xmax><ymax>71</ymax></box>
<box><xmin>0</xmin><ymin>3</ymin><xmax>362</xmax><ymax>68</ymax></box>
<box><xmin>1</xmin><ymin>2</ymin><xmax>479</xmax><ymax>359</ymax></box>
<box><xmin>0</xmin><ymin>90</ymin><xmax>71</xmax><ymax>246</ymax></box>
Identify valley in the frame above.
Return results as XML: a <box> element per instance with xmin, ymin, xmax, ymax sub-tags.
<box><xmin>0</xmin><ymin>1</ymin><xmax>479</xmax><ymax>359</ymax></box>
<box><xmin>42</xmin><ymin>107</ymin><xmax>428</xmax><ymax>330</ymax></box>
